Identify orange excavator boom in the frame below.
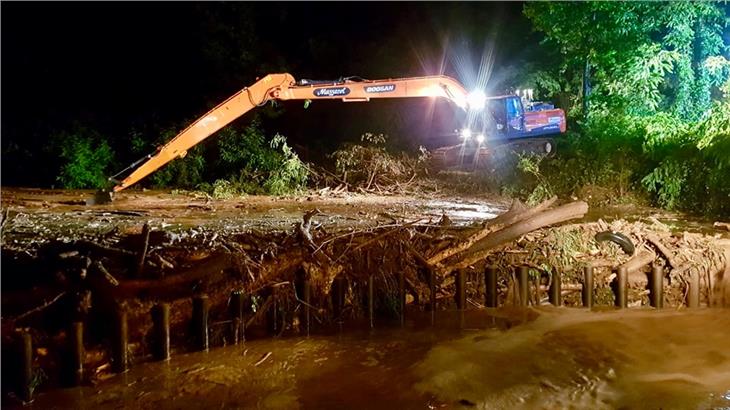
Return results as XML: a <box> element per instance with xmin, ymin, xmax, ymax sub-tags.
<box><xmin>112</xmin><ymin>73</ymin><xmax>470</xmax><ymax>192</ymax></box>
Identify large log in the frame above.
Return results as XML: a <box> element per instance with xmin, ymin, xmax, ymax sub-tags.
<box><xmin>428</xmin><ymin>196</ymin><xmax>557</xmax><ymax>265</ymax></box>
<box><xmin>449</xmin><ymin>201</ymin><xmax>589</xmax><ymax>270</ymax></box>
<box><xmin>645</xmin><ymin>234</ymin><xmax>677</xmax><ymax>268</ymax></box>
<box><xmin>115</xmin><ymin>253</ymin><xmax>234</xmax><ymax>299</ymax></box>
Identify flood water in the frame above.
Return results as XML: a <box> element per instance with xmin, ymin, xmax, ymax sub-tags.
<box><xmin>20</xmin><ymin>307</ymin><xmax>730</xmax><ymax>409</ymax></box>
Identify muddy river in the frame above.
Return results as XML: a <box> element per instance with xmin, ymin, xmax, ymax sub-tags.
<box><xmin>19</xmin><ymin>308</ymin><xmax>730</xmax><ymax>409</ymax></box>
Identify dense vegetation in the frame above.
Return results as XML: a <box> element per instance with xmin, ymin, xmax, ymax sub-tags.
<box><xmin>510</xmin><ymin>2</ymin><xmax>730</xmax><ymax>217</ymax></box>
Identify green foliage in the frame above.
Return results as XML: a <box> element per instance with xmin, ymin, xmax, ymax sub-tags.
<box><xmin>212</xmin><ymin>122</ymin><xmax>308</xmax><ymax>196</ymax></box>
<box><xmin>513</xmin><ymin>153</ymin><xmax>555</xmax><ymax>206</ymax></box>
<box><xmin>640</xmin><ymin>101</ymin><xmax>730</xmax><ymax>214</ymax></box>
<box><xmin>54</xmin><ymin>126</ymin><xmax>115</xmax><ymax>189</ymax></box>
<box><xmin>124</xmin><ymin>119</ymin><xmax>307</xmax><ymax>195</ymax></box>
<box><xmin>210</xmin><ymin>179</ymin><xmax>238</xmax><ymax>200</ymax></box>
<box><xmin>514</xmin><ymin>104</ymin><xmax>730</xmax><ymax>216</ymax></box>
<box><xmin>520</xmin><ymin>1</ymin><xmax>729</xmax><ymax>217</ymax></box>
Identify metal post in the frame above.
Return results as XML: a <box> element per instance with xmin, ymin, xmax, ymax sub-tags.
<box><xmin>152</xmin><ymin>303</ymin><xmax>170</xmax><ymax>361</ymax></box>
<box><xmin>368</xmin><ymin>275</ymin><xmax>375</xmax><ymax>329</ymax></box>
<box><xmin>485</xmin><ymin>265</ymin><xmax>497</xmax><ymax>308</ymax></box>
<box><xmin>398</xmin><ymin>271</ymin><xmax>406</xmax><ymax>326</ymax></box>
<box><xmin>111</xmin><ymin>309</ymin><xmax>128</xmax><ymax>373</ymax></box>
<box><xmin>583</xmin><ymin>266</ymin><xmax>593</xmax><ymax>308</ymax></box>
<box><xmin>688</xmin><ymin>269</ymin><xmax>700</xmax><ymax>308</ymax></box>
<box><xmin>303</xmin><ymin>280</ymin><xmax>311</xmax><ymax>336</ymax></box>
<box><xmin>650</xmin><ymin>265</ymin><xmax>664</xmax><ymax>309</ymax></box>
<box><xmin>192</xmin><ymin>295</ymin><xmax>210</xmax><ymax>351</ymax></box>
<box><xmin>70</xmin><ymin>321</ymin><xmax>84</xmax><ymax>386</ymax></box>
<box><xmin>615</xmin><ymin>267</ymin><xmax>628</xmax><ymax>308</ymax></box>
<box><xmin>548</xmin><ymin>271</ymin><xmax>562</xmax><ymax>306</ymax></box>
<box><xmin>517</xmin><ymin>266</ymin><xmax>529</xmax><ymax>307</ymax></box>
<box><xmin>455</xmin><ymin>269</ymin><xmax>466</xmax><ymax>310</ymax></box>
<box><xmin>20</xmin><ymin>332</ymin><xmax>33</xmax><ymax>402</ymax></box>
<box><xmin>230</xmin><ymin>290</ymin><xmax>245</xmax><ymax>344</ymax></box>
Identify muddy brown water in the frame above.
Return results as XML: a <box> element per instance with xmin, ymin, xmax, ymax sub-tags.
<box><xmin>14</xmin><ymin>308</ymin><xmax>730</xmax><ymax>410</ymax></box>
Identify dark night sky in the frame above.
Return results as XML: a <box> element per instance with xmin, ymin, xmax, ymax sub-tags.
<box><xmin>2</xmin><ymin>2</ymin><xmax>537</xmax><ymax>186</ymax></box>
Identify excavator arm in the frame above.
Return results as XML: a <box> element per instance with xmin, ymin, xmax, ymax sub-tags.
<box><xmin>112</xmin><ymin>73</ymin><xmax>470</xmax><ymax>192</ymax></box>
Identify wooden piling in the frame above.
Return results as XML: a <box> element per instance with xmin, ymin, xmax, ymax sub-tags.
<box><xmin>485</xmin><ymin>265</ymin><xmax>498</xmax><ymax>308</ymax></box>
<box><xmin>455</xmin><ymin>269</ymin><xmax>466</xmax><ymax>310</ymax></box>
<box><xmin>650</xmin><ymin>265</ymin><xmax>664</xmax><ymax>309</ymax></box>
<box><xmin>19</xmin><ymin>331</ymin><xmax>33</xmax><ymax>402</ymax></box>
<box><xmin>368</xmin><ymin>275</ymin><xmax>375</xmax><ymax>329</ymax></box>
<box><xmin>428</xmin><ymin>268</ymin><xmax>436</xmax><ymax>311</ymax></box>
<box><xmin>151</xmin><ymin>303</ymin><xmax>170</xmax><ymax>361</ymax></box>
<box><xmin>398</xmin><ymin>271</ymin><xmax>406</xmax><ymax>326</ymax></box>
<box><xmin>266</xmin><ymin>290</ymin><xmax>279</xmax><ymax>335</ymax></box>
<box><xmin>303</xmin><ymin>280</ymin><xmax>311</xmax><ymax>335</ymax></box>
<box><xmin>69</xmin><ymin>321</ymin><xmax>84</xmax><ymax>386</ymax></box>
<box><xmin>615</xmin><ymin>267</ymin><xmax>628</xmax><ymax>308</ymax></box>
<box><xmin>332</xmin><ymin>276</ymin><xmax>345</xmax><ymax>320</ymax></box>
<box><xmin>192</xmin><ymin>295</ymin><xmax>210</xmax><ymax>351</ymax></box>
<box><xmin>111</xmin><ymin>309</ymin><xmax>128</xmax><ymax>373</ymax></box>
<box><xmin>517</xmin><ymin>266</ymin><xmax>529</xmax><ymax>307</ymax></box>
<box><xmin>548</xmin><ymin>271</ymin><xmax>562</xmax><ymax>306</ymax></box>
<box><xmin>688</xmin><ymin>269</ymin><xmax>700</xmax><ymax>308</ymax></box>
<box><xmin>582</xmin><ymin>266</ymin><xmax>593</xmax><ymax>308</ymax></box>
<box><xmin>229</xmin><ymin>290</ymin><xmax>245</xmax><ymax>344</ymax></box>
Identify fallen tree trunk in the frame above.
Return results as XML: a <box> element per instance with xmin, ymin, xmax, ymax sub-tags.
<box><xmin>646</xmin><ymin>234</ymin><xmax>677</xmax><ymax>268</ymax></box>
<box><xmin>448</xmin><ymin>201</ymin><xmax>589</xmax><ymax>270</ymax></box>
<box><xmin>428</xmin><ymin>196</ymin><xmax>557</xmax><ymax>265</ymax></box>
<box><xmin>116</xmin><ymin>253</ymin><xmax>234</xmax><ymax>299</ymax></box>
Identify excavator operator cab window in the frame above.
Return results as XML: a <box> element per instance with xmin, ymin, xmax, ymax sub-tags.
<box><xmin>505</xmin><ymin>96</ymin><xmax>524</xmax><ymax>133</ymax></box>
<box><xmin>488</xmin><ymin>100</ymin><xmax>506</xmax><ymax>133</ymax></box>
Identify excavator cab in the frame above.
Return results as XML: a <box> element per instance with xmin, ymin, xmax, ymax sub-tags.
<box><xmin>430</xmin><ymin>93</ymin><xmax>566</xmax><ymax>170</ymax></box>
<box><xmin>486</xmin><ymin>95</ymin><xmax>565</xmax><ymax>140</ymax></box>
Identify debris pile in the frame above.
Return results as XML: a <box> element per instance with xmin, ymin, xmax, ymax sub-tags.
<box><xmin>1</xmin><ymin>193</ymin><xmax>728</xmax><ymax>389</ymax></box>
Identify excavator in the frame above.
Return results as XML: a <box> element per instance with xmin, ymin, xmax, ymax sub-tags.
<box><xmin>102</xmin><ymin>73</ymin><xmax>565</xmax><ymax>201</ymax></box>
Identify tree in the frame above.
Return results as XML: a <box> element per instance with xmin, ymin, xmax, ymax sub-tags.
<box><xmin>524</xmin><ymin>2</ymin><xmax>659</xmax><ymax>117</ymax></box>
<box><xmin>54</xmin><ymin>125</ymin><xmax>116</xmax><ymax>189</ymax></box>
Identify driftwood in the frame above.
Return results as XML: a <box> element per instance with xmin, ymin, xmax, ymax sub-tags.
<box><xmin>450</xmin><ymin>201</ymin><xmax>589</xmax><ymax>270</ymax></box>
<box><xmin>427</xmin><ymin>196</ymin><xmax>557</xmax><ymax>265</ymax></box>
<box><xmin>116</xmin><ymin>253</ymin><xmax>234</xmax><ymax>299</ymax></box>
<box><xmin>618</xmin><ymin>247</ymin><xmax>656</xmax><ymax>273</ymax></box>
<box><xmin>14</xmin><ymin>291</ymin><xmax>67</xmax><ymax>321</ymax></box>
<box><xmin>91</xmin><ymin>261</ymin><xmax>119</xmax><ymax>287</ymax></box>
<box><xmin>136</xmin><ymin>223</ymin><xmax>151</xmax><ymax>276</ymax></box>
<box><xmin>646</xmin><ymin>233</ymin><xmax>677</xmax><ymax>268</ymax></box>
<box><xmin>75</xmin><ymin>240</ymin><xmax>135</xmax><ymax>258</ymax></box>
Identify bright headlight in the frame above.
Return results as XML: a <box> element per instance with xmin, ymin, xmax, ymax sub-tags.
<box><xmin>467</xmin><ymin>90</ymin><xmax>486</xmax><ymax>110</ymax></box>
<box><xmin>476</xmin><ymin>133</ymin><xmax>485</xmax><ymax>143</ymax></box>
<box><xmin>460</xmin><ymin>129</ymin><xmax>472</xmax><ymax>139</ymax></box>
